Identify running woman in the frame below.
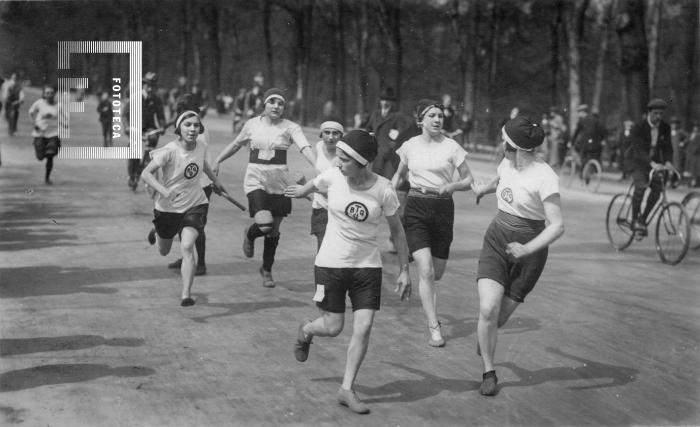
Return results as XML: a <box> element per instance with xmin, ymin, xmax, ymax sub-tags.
<box><xmin>141</xmin><ymin>111</ymin><xmax>223</xmax><ymax>307</ymax></box>
<box><xmin>472</xmin><ymin>116</ymin><xmax>564</xmax><ymax>396</ymax></box>
<box><xmin>310</xmin><ymin>119</ymin><xmax>343</xmax><ymax>249</ymax></box>
<box><xmin>392</xmin><ymin>99</ymin><xmax>474</xmax><ymax>347</ymax></box>
<box><xmin>285</xmin><ymin>130</ymin><xmax>411</xmax><ymax>414</ymax></box>
<box><xmin>28</xmin><ymin>85</ymin><xmax>61</xmax><ymax>185</ymax></box>
<box><xmin>213</xmin><ymin>88</ymin><xmax>316</xmax><ymax>288</ymax></box>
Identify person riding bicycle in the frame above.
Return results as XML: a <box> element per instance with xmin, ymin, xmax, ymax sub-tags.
<box><xmin>624</xmin><ymin>98</ymin><xmax>673</xmax><ymax>235</ymax></box>
<box><xmin>125</xmin><ymin>72</ymin><xmax>166</xmax><ymax>190</ymax></box>
<box><xmin>571</xmin><ymin>104</ymin><xmax>606</xmax><ymax>182</ymax></box>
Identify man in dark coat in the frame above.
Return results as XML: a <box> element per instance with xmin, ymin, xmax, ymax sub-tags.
<box><xmin>363</xmin><ymin>88</ymin><xmax>410</xmax><ymax>179</ymax></box>
<box><xmin>624</xmin><ymin>98</ymin><xmax>673</xmax><ymax>234</ymax></box>
<box><xmin>571</xmin><ymin>104</ymin><xmax>606</xmax><ymax>168</ymax></box>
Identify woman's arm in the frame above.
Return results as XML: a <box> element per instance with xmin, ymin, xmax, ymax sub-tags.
<box><xmin>391</xmin><ymin>160</ymin><xmax>408</xmax><ymax>190</ymax></box>
<box><xmin>140</xmin><ymin>159</ymin><xmax>171</xmax><ymax>199</ymax></box>
<box><xmin>300</xmin><ymin>144</ymin><xmax>317</xmax><ymax>167</ymax></box>
<box><xmin>386</xmin><ymin>213</ymin><xmax>412</xmax><ymax>301</ymax></box>
<box><xmin>213</xmin><ymin>138</ymin><xmax>245</xmax><ymax>175</ymax></box>
<box><xmin>473</xmin><ymin>176</ymin><xmax>500</xmax><ymax>205</ymax></box>
<box><xmin>284</xmin><ymin>179</ymin><xmax>318</xmax><ymax>199</ymax></box>
<box><xmin>505</xmin><ymin>193</ymin><xmax>565</xmax><ymax>259</ymax></box>
<box><xmin>439</xmin><ymin>160</ymin><xmax>474</xmax><ymax>195</ymax></box>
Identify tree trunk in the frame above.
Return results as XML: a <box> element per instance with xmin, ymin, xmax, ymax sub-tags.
<box><xmin>180</xmin><ymin>0</ymin><xmax>192</xmax><ymax>79</ymax></box>
<box><xmin>357</xmin><ymin>0</ymin><xmax>370</xmax><ymax>118</ymax></box>
<box><xmin>615</xmin><ymin>0</ymin><xmax>649</xmax><ymax>121</ymax></box>
<box><xmin>685</xmin><ymin>0</ymin><xmax>699</xmax><ymax>124</ymax></box>
<box><xmin>338</xmin><ymin>0</ymin><xmax>348</xmax><ymax>122</ymax></box>
<box><xmin>263</xmin><ymin>0</ymin><xmax>275</xmax><ymax>86</ymax></box>
<box><xmin>564</xmin><ymin>0</ymin><xmax>589</xmax><ymax>132</ymax></box>
<box><xmin>550</xmin><ymin>0</ymin><xmax>563</xmax><ymax>108</ymax></box>
<box><xmin>646</xmin><ymin>0</ymin><xmax>661</xmax><ymax>94</ymax></box>
<box><xmin>486</xmin><ymin>1</ymin><xmax>501</xmax><ymax>142</ymax></box>
<box><xmin>592</xmin><ymin>1</ymin><xmax>613</xmax><ymax>114</ymax></box>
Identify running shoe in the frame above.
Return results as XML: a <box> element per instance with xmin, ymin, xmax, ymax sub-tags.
<box><xmin>294</xmin><ymin>320</ymin><xmax>312</xmax><ymax>362</ymax></box>
<box><xmin>260</xmin><ymin>267</ymin><xmax>275</xmax><ymax>288</ymax></box>
<box><xmin>242</xmin><ymin>226</ymin><xmax>254</xmax><ymax>258</ymax></box>
<box><xmin>480</xmin><ymin>370</ymin><xmax>498</xmax><ymax>396</ymax></box>
<box><xmin>147</xmin><ymin>228</ymin><xmax>156</xmax><ymax>245</ymax></box>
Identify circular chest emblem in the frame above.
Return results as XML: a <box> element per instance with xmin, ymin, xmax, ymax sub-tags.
<box><xmin>184</xmin><ymin>162</ymin><xmax>199</xmax><ymax>179</ymax></box>
<box><xmin>501</xmin><ymin>187</ymin><xmax>514</xmax><ymax>204</ymax></box>
<box><xmin>345</xmin><ymin>201</ymin><xmax>369</xmax><ymax>222</ymax></box>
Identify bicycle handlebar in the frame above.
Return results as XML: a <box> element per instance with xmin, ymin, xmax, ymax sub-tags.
<box><xmin>648</xmin><ymin>166</ymin><xmax>681</xmax><ymax>184</ymax></box>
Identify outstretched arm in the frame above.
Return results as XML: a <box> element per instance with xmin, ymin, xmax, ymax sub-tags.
<box><xmin>439</xmin><ymin>160</ymin><xmax>474</xmax><ymax>195</ymax></box>
<box><xmin>391</xmin><ymin>160</ymin><xmax>408</xmax><ymax>191</ymax></box>
<box><xmin>284</xmin><ymin>179</ymin><xmax>318</xmax><ymax>199</ymax></box>
<box><xmin>473</xmin><ymin>176</ymin><xmax>500</xmax><ymax>205</ymax></box>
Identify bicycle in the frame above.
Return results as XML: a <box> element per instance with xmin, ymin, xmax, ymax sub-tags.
<box><xmin>681</xmin><ymin>190</ymin><xmax>700</xmax><ymax>250</ymax></box>
<box><xmin>605</xmin><ymin>167</ymin><xmax>690</xmax><ymax>264</ymax></box>
<box><xmin>560</xmin><ymin>149</ymin><xmax>602</xmax><ymax>192</ymax></box>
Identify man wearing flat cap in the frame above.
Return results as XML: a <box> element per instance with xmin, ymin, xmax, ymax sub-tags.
<box><xmin>362</xmin><ymin>88</ymin><xmax>410</xmax><ymax>179</ymax></box>
<box><xmin>571</xmin><ymin>104</ymin><xmax>606</xmax><ymax>175</ymax></box>
<box><xmin>624</xmin><ymin>98</ymin><xmax>673</xmax><ymax>234</ymax></box>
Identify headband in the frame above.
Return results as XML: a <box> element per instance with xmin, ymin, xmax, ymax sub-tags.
<box><xmin>336</xmin><ymin>141</ymin><xmax>368</xmax><ymax>166</ymax></box>
<box><xmin>176</xmin><ymin>110</ymin><xmax>200</xmax><ymax>129</ymax></box>
<box><xmin>264</xmin><ymin>94</ymin><xmax>285</xmax><ymax>105</ymax></box>
<box><xmin>320</xmin><ymin>121</ymin><xmax>344</xmax><ymax>134</ymax></box>
<box><xmin>418</xmin><ymin>103</ymin><xmax>444</xmax><ymax>120</ymax></box>
<box><xmin>501</xmin><ymin>126</ymin><xmax>534</xmax><ymax>152</ymax></box>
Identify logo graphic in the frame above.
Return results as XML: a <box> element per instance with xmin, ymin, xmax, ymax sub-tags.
<box><xmin>184</xmin><ymin>163</ymin><xmax>199</xmax><ymax>179</ymax></box>
<box><xmin>345</xmin><ymin>201</ymin><xmax>369</xmax><ymax>222</ymax></box>
<box><xmin>501</xmin><ymin>188</ymin><xmax>514</xmax><ymax>204</ymax></box>
<box><xmin>57</xmin><ymin>41</ymin><xmax>141</xmax><ymax>159</ymax></box>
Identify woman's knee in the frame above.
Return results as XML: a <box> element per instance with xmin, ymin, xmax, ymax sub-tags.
<box><xmin>254</xmin><ymin>211</ymin><xmax>274</xmax><ymax>233</ymax></box>
<box><xmin>324</xmin><ymin>316</ymin><xmax>344</xmax><ymax>337</ymax></box>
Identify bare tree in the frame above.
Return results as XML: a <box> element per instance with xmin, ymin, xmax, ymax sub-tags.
<box><xmin>563</xmin><ymin>0</ymin><xmax>590</xmax><ymax>132</ymax></box>
<box><xmin>615</xmin><ymin>0</ymin><xmax>649</xmax><ymax>121</ymax></box>
<box><xmin>592</xmin><ymin>0</ymin><xmax>614</xmax><ymax>114</ymax></box>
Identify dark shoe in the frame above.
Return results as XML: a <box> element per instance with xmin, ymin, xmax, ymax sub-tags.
<box><xmin>180</xmin><ymin>297</ymin><xmax>195</xmax><ymax>307</ymax></box>
<box><xmin>195</xmin><ymin>265</ymin><xmax>207</xmax><ymax>276</ymax></box>
<box><xmin>168</xmin><ymin>258</ymin><xmax>182</xmax><ymax>269</ymax></box>
<box><xmin>260</xmin><ymin>267</ymin><xmax>275</xmax><ymax>288</ymax></box>
<box><xmin>294</xmin><ymin>320</ymin><xmax>313</xmax><ymax>362</ymax></box>
<box><xmin>337</xmin><ymin>388</ymin><xmax>370</xmax><ymax>414</ymax></box>
<box><xmin>633</xmin><ymin>220</ymin><xmax>647</xmax><ymax>237</ymax></box>
<box><xmin>480</xmin><ymin>370</ymin><xmax>498</xmax><ymax>396</ymax></box>
<box><xmin>128</xmin><ymin>177</ymin><xmax>137</xmax><ymax>191</ymax></box>
<box><xmin>147</xmin><ymin>228</ymin><xmax>156</xmax><ymax>245</ymax></box>
<box><xmin>242</xmin><ymin>226</ymin><xmax>254</xmax><ymax>258</ymax></box>
<box><xmin>45</xmin><ymin>178</ymin><xmax>53</xmax><ymax>185</ymax></box>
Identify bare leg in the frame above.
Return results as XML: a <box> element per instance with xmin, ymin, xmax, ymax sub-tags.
<box><xmin>477</xmin><ymin>278</ymin><xmax>506</xmax><ymax>373</ymax></box>
<box><xmin>179</xmin><ymin>226</ymin><xmax>199</xmax><ymax>299</ymax></box>
<box><xmin>413</xmin><ymin>248</ymin><xmax>442</xmax><ymax>343</ymax></box>
<box><xmin>341</xmin><ymin>309</ymin><xmax>375</xmax><ymax>390</ymax></box>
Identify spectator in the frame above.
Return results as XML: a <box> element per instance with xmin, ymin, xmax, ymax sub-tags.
<box><xmin>670</xmin><ymin>116</ymin><xmax>688</xmax><ymax>177</ymax></box>
<box><xmin>362</xmin><ymin>87</ymin><xmax>410</xmax><ymax>179</ymax></box>
<box><xmin>2</xmin><ymin>72</ymin><xmax>24</xmax><ymax>136</ymax></box>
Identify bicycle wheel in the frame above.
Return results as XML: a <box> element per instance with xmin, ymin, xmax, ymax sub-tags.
<box><xmin>606</xmin><ymin>193</ymin><xmax>635</xmax><ymax>250</ymax></box>
<box><xmin>582</xmin><ymin>159</ymin><xmax>602</xmax><ymax>193</ymax></box>
<box><xmin>681</xmin><ymin>191</ymin><xmax>700</xmax><ymax>250</ymax></box>
<box><xmin>655</xmin><ymin>202</ymin><xmax>690</xmax><ymax>265</ymax></box>
<box><xmin>560</xmin><ymin>156</ymin><xmax>577</xmax><ymax>188</ymax></box>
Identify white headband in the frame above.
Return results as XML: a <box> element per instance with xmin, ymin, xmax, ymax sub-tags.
<box><xmin>264</xmin><ymin>94</ymin><xmax>285</xmax><ymax>105</ymax></box>
<box><xmin>336</xmin><ymin>141</ymin><xmax>368</xmax><ymax>166</ymax></box>
<box><xmin>176</xmin><ymin>110</ymin><xmax>200</xmax><ymax>129</ymax></box>
<box><xmin>320</xmin><ymin>121</ymin><xmax>344</xmax><ymax>134</ymax></box>
<box><xmin>501</xmin><ymin>126</ymin><xmax>534</xmax><ymax>152</ymax></box>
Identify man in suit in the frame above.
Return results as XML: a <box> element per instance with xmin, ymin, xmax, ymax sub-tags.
<box><xmin>624</xmin><ymin>98</ymin><xmax>673</xmax><ymax>235</ymax></box>
<box><xmin>363</xmin><ymin>88</ymin><xmax>409</xmax><ymax>179</ymax></box>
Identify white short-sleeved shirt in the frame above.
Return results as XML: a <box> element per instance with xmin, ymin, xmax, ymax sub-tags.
<box><xmin>496</xmin><ymin>158</ymin><xmax>559</xmax><ymax>220</ymax></box>
<box><xmin>150</xmin><ymin>140</ymin><xmax>209</xmax><ymax>213</ymax></box>
<box><xmin>29</xmin><ymin>99</ymin><xmax>59</xmax><ymax>138</ymax></box>
<box><xmin>235</xmin><ymin>116</ymin><xmax>311</xmax><ymax>194</ymax></box>
<box><xmin>396</xmin><ymin>136</ymin><xmax>467</xmax><ymax>190</ymax></box>
<box><xmin>314</xmin><ymin>168</ymin><xmax>400</xmax><ymax>268</ymax></box>
<box><xmin>312</xmin><ymin>140</ymin><xmax>338</xmax><ymax>209</ymax></box>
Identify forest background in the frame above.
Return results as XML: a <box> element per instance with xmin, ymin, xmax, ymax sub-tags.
<box><xmin>0</xmin><ymin>0</ymin><xmax>698</xmax><ymax>143</ymax></box>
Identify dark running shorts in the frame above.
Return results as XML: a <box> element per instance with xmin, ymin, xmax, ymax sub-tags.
<box><xmin>247</xmin><ymin>189</ymin><xmax>292</xmax><ymax>218</ymax></box>
<box><xmin>314</xmin><ymin>266</ymin><xmax>382</xmax><ymax>313</ymax></box>
<box><xmin>403</xmin><ymin>194</ymin><xmax>454</xmax><ymax>259</ymax></box>
<box><xmin>153</xmin><ymin>204</ymin><xmax>209</xmax><ymax>240</ymax></box>
<box><xmin>33</xmin><ymin>136</ymin><xmax>61</xmax><ymax>160</ymax></box>
<box><xmin>310</xmin><ymin>207</ymin><xmax>328</xmax><ymax>236</ymax></box>
<box><xmin>477</xmin><ymin>210</ymin><xmax>548</xmax><ymax>303</ymax></box>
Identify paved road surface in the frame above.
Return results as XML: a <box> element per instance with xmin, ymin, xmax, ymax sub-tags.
<box><xmin>1</xmin><ymin>89</ymin><xmax>698</xmax><ymax>426</ymax></box>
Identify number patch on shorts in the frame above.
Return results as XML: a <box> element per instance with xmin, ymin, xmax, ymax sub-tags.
<box><xmin>312</xmin><ymin>284</ymin><xmax>325</xmax><ymax>302</ymax></box>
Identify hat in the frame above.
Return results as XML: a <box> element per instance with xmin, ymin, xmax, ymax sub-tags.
<box><xmin>379</xmin><ymin>87</ymin><xmax>396</xmax><ymax>102</ymax></box>
<box><xmin>174</xmin><ymin>110</ymin><xmax>204</xmax><ymax>135</ymax></box>
<box><xmin>143</xmin><ymin>72</ymin><xmax>157</xmax><ymax>85</ymax></box>
<box><xmin>415</xmin><ymin>98</ymin><xmax>444</xmax><ymax>120</ymax></box>
<box><xmin>577</xmin><ymin>104</ymin><xmax>589</xmax><ymax>112</ymax></box>
<box><xmin>502</xmin><ymin>116</ymin><xmax>545</xmax><ymax>151</ymax></box>
<box><xmin>336</xmin><ymin>130</ymin><xmax>377</xmax><ymax>166</ymax></box>
<box><xmin>647</xmin><ymin>98</ymin><xmax>668</xmax><ymax>110</ymax></box>
<box><xmin>263</xmin><ymin>88</ymin><xmax>286</xmax><ymax>104</ymax></box>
